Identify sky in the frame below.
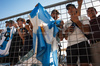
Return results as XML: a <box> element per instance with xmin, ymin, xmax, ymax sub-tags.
<box><xmin>0</xmin><ymin>0</ymin><xmax>65</xmax><ymax>19</ymax></box>
<box><xmin>0</xmin><ymin>0</ymin><xmax>100</xmax><ymax>19</ymax></box>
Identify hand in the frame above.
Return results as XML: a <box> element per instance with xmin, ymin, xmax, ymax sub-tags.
<box><xmin>25</xmin><ymin>25</ymin><xmax>30</xmax><ymax>31</ymax></box>
<box><xmin>58</xmin><ymin>30</ymin><xmax>63</xmax><ymax>41</ymax></box>
<box><xmin>77</xmin><ymin>0</ymin><xmax>83</xmax><ymax>16</ymax></box>
<box><xmin>13</xmin><ymin>23</ymin><xmax>18</xmax><ymax>28</ymax></box>
<box><xmin>59</xmin><ymin>21</ymin><xmax>64</xmax><ymax>29</ymax></box>
<box><xmin>35</xmin><ymin>3</ymin><xmax>38</xmax><ymax>7</ymax></box>
<box><xmin>0</xmin><ymin>30</ymin><xmax>2</xmax><ymax>33</ymax></box>
<box><xmin>78</xmin><ymin>0</ymin><xmax>83</xmax><ymax>5</ymax></box>
<box><xmin>40</xmin><ymin>24</ymin><xmax>45</xmax><ymax>35</ymax></box>
<box><xmin>66</xmin><ymin>26</ymin><xmax>74</xmax><ymax>34</ymax></box>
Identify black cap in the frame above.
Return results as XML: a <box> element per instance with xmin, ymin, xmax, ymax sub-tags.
<box><xmin>5</xmin><ymin>21</ymin><xmax>9</xmax><ymax>23</ymax></box>
<box><xmin>51</xmin><ymin>9</ymin><xmax>60</xmax><ymax>14</ymax></box>
<box><xmin>66</xmin><ymin>4</ymin><xmax>76</xmax><ymax>10</ymax></box>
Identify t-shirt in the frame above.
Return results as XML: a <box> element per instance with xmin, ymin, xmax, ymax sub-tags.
<box><xmin>64</xmin><ymin>16</ymin><xmax>90</xmax><ymax>47</ymax></box>
<box><xmin>89</xmin><ymin>15</ymin><xmax>100</xmax><ymax>42</ymax></box>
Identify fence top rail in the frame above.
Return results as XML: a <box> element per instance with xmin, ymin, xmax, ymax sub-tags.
<box><xmin>0</xmin><ymin>0</ymin><xmax>77</xmax><ymax>21</ymax></box>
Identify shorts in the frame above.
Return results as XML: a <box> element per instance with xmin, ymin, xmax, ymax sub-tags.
<box><xmin>66</xmin><ymin>41</ymin><xmax>91</xmax><ymax>65</ymax></box>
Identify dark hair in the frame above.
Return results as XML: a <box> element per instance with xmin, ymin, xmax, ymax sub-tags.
<box><xmin>5</xmin><ymin>21</ymin><xmax>9</xmax><ymax>23</ymax></box>
<box><xmin>5</xmin><ymin>20</ymin><xmax>14</xmax><ymax>24</ymax></box>
<box><xmin>26</xmin><ymin>19</ymin><xmax>30</xmax><ymax>24</ymax></box>
<box><xmin>87</xmin><ymin>7</ymin><xmax>97</xmax><ymax>12</ymax></box>
<box><xmin>16</xmin><ymin>18</ymin><xmax>25</xmax><ymax>22</ymax></box>
<box><xmin>66</xmin><ymin>4</ymin><xmax>76</xmax><ymax>10</ymax></box>
<box><xmin>9</xmin><ymin>20</ymin><xmax>14</xmax><ymax>24</ymax></box>
<box><xmin>51</xmin><ymin>9</ymin><xmax>60</xmax><ymax>14</ymax></box>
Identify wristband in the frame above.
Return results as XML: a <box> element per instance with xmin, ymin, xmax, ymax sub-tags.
<box><xmin>17</xmin><ymin>26</ymin><xmax>20</xmax><ymax>29</ymax></box>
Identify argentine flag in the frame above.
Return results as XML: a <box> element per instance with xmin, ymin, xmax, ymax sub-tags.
<box><xmin>0</xmin><ymin>26</ymin><xmax>16</xmax><ymax>57</ymax></box>
<box><xmin>29</xmin><ymin>3</ymin><xmax>59</xmax><ymax>66</ymax></box>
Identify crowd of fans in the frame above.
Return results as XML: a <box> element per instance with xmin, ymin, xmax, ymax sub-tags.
<box><xmin>0</xmin><ymin>0</ymin><xmax>100</xmax><ymax>66</ymax></box>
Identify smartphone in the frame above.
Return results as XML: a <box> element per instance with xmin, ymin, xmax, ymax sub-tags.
<box><xmin>71</xmin><ymin>23</ymin><xmax>75</xmax><ymax>28</ymax></box>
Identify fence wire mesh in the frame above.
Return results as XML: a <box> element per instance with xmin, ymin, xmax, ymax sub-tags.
<box><xmin>0</xmin><ymin>0</ymin><xmax>100</xmax><ymax>66</ymax></box>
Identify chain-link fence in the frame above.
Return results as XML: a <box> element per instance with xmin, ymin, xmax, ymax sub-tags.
<box><xmin>0</xmin><ymin>0</ymin><xmax>100</xmax><ymax>66</ymax></box>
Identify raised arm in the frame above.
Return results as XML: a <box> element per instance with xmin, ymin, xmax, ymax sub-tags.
<box><xmin>71</xmin><ymin>15</ymin><xmax>90</xmax><ymax>34</ymax></box>
<box><xmin>13</xmin><ymin>23</ymin><xmax>25</xmax><ymax>44</ymax></box>
<box><xmin>77</xmin><ymin>0</ymin><xmax>83</xmax><ymax>16</ymax></box>
<box><xmin>25</xmin><ymin>25</ymin><xmax>33</xmax><ymax>38</ymax></box>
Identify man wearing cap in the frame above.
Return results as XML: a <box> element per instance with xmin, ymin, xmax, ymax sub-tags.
<box><xmin>64</xmin><ymin>0</ymin><xmax>91</xmax><ymax>66</ymax></box>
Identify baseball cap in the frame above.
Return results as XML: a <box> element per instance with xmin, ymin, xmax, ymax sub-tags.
<box><xmin>66</xmin><ymin>4</ymin><xmax>76</xmax><ymax>10</ymax></box>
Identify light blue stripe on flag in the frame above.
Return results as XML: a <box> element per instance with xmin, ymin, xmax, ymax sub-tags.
<box><xmin>29</xmin><ymin>3</ymin><xmax>58</xmax><ymax>66</ymax></box>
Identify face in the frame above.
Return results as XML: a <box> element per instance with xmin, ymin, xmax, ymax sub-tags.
<box><xmin>51</xmin><ymin>11</ymin><xmax>59</xmax><ymax>20</ymax></box>
<box><xmin>67</xmin><ymin>6</ymin><xmax>77</xmax><ymax>15</ymax></box>
<box><xmin>87</xmin><ymin>8</ymin><xmax>97</xmax><ymax>18</ymax></box>
<box><xmin>6</xmin><ymin>23</ymin><xmax>9</xmax><ymax>27</ymax></box>
<box><xmin>17</xmin><ymin>21</ymin><xmax>23</xmax><ymax>28</ymax></box>
<box><xmin>29</xmin><ymin>22</ymin><xmax>33</xmax><ymax>29</ymax></box>
<box><xmin>8</xmin><ymin>23</ymin><xmax>13</xmax><ymax>27</ymax></box>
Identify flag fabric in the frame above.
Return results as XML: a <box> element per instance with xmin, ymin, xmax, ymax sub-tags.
<box><xmin>29</xmin><ymin>3</ymin><xmax>59</xmax><ymax>66</ymax></box>
<box><xmin>0</xmin><ymin>26</ymin><xmax>16</xmax><ymax>57</ymax></box>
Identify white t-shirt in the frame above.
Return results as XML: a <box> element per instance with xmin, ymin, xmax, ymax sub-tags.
<box><xmin>0</xmin><ymin>26</ymin><xmax>16</xmax><ymax>56</ymax></box>
<box><xmin>64</xmin><ymin>16</ymin><xmax>90</xmax><ymax>47</ymax></box>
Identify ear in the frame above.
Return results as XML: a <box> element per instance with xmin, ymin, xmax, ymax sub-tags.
<box><xmin>23</xmin><ymin>22</ymin><xmax>26</xmax><ymax>24</ymax></box>
<box><xmin>96</xmin><ymin>11</ymin><xmax>98</xmax><ymax>14</ymax></box>
<box><xmin>87</xmin><ymin>13</ymin><xmax>89</xmax><ymax>17</ymax></box>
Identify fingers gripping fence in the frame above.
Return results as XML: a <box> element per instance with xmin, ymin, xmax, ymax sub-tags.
<box><xmin>0</xmin><ymin>0</ymin><xmax>100</xmax><ymax>66</ymax></box>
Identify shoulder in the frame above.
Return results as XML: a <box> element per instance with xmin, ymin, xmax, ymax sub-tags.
<box><xmin>64</xmin><ymin>20</ymin><xmax>72</xmax><ymax>27</ymax></box>
<box><xmin>65</xmin><ymin>20</ymin><xmax>72</xmax><ymax>24</ymax></box>
<box><xmin>79</xmin><ymin>15</ymin><xmax>90</xmax><ymax>24</ymax></box>
<box><xmin>79</xmin><ymin>15</ymin><xmax>89</xmax><ymax>21</ymax></box>
<box><xmin>60</xmin><ymin>20</ymin><xmax>64</xmax><ymax>25</ymax></box>
<box><xmin>98</xmin><ymin>15</ymin><xmax>100</xmax><ymax>19</ymax></box>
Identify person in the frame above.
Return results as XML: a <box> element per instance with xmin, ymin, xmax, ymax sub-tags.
<box><xmin>87</xmin><ymin>7</ymin><xmax>100</xmax><ymax>66</ymax></box>
<box><xmin>0</xmin><ymin>20</ymin><xmax>18</xmax><ymax>65</ymax></box>
<box><xmin>10</xmin><ymin>18</ymin><xmax>26</xmax><ymax>65</ymax></box>
<box><xmin>64</xmin><ymin>0</ymin><xmax>91</xmax><ymax>66</ymax></box>
<box><xmin>20</xmin><ymin>19</ymin><xmax>33</xmax><ymax>57</ymax></box>
<box><xmin>6</xmin><ymin>20</ymin><xmax>14</xmax><ymax>27</ymax></box>
<box><xmin>0</xmin><ymin>20</ymin><xmax>15</xmax><ymax>41</ymax></box>
<box><xmin>13</xmin><ymin>18</ymin><xmax>27</xmax><ymax>44</ymax></box>
<box><xmin>51</xmin><ymin>9</ymin><xmax>64</xmax><ymax>64</ymax></box>
<box><xmin>5</xmin><ymin>21</ymin><xmax>10</xmax><ymax>27</ymax></box>
<box><xmin>25</xmin><ymin>19</ymin><xmax>33</xmax><ymax>37</ymax></box>
<box><xmin>51</xmin><ymin>9</ymin><xmax>64</xmax><ymax>41</ymax></box>
<box><xmin>0</xmin><ymin>21</ymin><xmax>10</xmax><ymax>41</ymax></box>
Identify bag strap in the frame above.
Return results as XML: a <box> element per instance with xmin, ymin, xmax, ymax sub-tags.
<box><xmin>71</xmin><ymin>20</ymin><xmax>90</xmax><ymax>39</ymax></box>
